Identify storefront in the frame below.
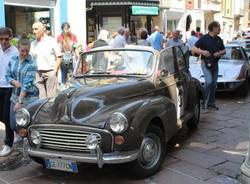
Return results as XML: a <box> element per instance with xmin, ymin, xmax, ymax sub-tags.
<box><xmin>1</xmin><ymin>0</ymin><xmax>57</xmax><ymax>36</ymax></box>
<box><xmin>86</xmin><ymin>0</ymin><xmax>160</xmax><ymax>44</ymax></box>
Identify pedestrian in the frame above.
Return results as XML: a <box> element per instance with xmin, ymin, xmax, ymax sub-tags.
<box><xmin>93</xmin><ymin>29</ymin><xmax>109</xmax><ymax>48</ymax></box>
<box><xmin>187</xmin><ymin>30</ymin><xmax>199</xmax><ymax>55</ymax></box>
<box><xmin>192</xmin><ymin>21</ymin><xmax>225</xmax><ymax>111</ymax></box>
<box><xmin>148</xmin><ymin>26</ymin><xmax>163</xmax><ymax>51</ymax></box>
<box><xmin>92</xmin><ymin>30</ymin><xmax>109</xmax><ymax>71</ymax></box>
<box><xmin>57</xmin><ymin>22</ymin><xmax>78</xmax><ymax>85</ymax></box>
<box><xmin>0</xmin><ymin>27</ymin><xmax>18</xmax><ymax>156</ymax></box>
<box><xmin>137</xmin><ymin>28</ymin><xmax>150</xmax><ymax>46</ymax></box>
<box><xmin>111</xmin><ymin>27</ymin><xmax>127</xmax><ymax>48</ymax></box>
<box><xmin>195</xmin><ymin>27</ymin><xmax>202</xmax><ymax>38</ymax></box>
<box><xmin>30</xmin><ymin>22</ymin><xmax>63</xmax><ymax>98</ymax></box>
<box><xmin>166</xmin><ymin>30</ymin><xmax>184</xmax><ymax>47</ymax></box>
<box><xmin>5</xmin><ymin>35</ymin><xmax>39</xmax><ymax>155</ymax></box>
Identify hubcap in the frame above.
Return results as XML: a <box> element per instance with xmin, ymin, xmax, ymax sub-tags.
<box><xmin>139</xmin><ymin>135</ymin><xmax>161</xmax><ymax>169</ymax></box>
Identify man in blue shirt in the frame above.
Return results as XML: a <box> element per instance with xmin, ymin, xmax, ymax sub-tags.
<box><xmin>166</xmin><ymin>30</ymin><xmax>184</xmax><ymax>48</ymax></box>
<box><xmin>187</xmin><ymin>30</ymin><xmax>199</xmax><ymax>54</ymax></box>
<box><xmin>148</xmin><ymin>26</ymin><xmax>163</xmax><ymax>51</ymax></box>
<box><xmin>192</xmin><ymin>21</ymin><xmax>225</xmax><ymax>111</ymax></box>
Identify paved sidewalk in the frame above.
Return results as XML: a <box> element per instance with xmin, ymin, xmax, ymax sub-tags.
<box><xmin>0</xmin><ymin>93</ymin><xmax>249</xmax><ymax>183</ymax></box>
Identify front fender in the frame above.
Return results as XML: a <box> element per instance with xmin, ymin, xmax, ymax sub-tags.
<box><xmin>25</xmin><ymin>98</ymin><xmax>49</xmax><ymax>123</ymax></box>
<box><xmin>113</xmin><ymin>96</ymin><xmax>177</xmax><ymax>151</ymax></box>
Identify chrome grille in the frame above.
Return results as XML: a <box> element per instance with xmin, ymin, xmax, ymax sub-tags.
<box><xmin>38</xmin><ymin>128</ymin><xmax>101</xmax><ymax>152</ymax></box>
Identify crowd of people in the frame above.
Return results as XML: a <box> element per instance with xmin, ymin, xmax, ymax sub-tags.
<box><xmin>0</xmin><ymin>20</ymin><xmax>225</xmax><ymax>157</ymax></box>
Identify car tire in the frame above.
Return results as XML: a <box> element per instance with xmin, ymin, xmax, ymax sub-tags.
<box><xmin>187</xmin><ymin>96</ymin><xmax>200</xmax><ymax>130</ymax></box>
<box><xmin>128</xmin><ymin>125</ymin><xmax>166</xmax><ymax>178</ymax></box>
<box><xmin>239</xmin><ymin>78</ymin><xmax>249</xmax><ymax>96</ymax></box>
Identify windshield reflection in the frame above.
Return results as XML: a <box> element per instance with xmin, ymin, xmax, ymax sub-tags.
<box><xmin>75</xmin><ymin>50</ymin><xmax>154</xmax><ymax>77</ymax></box>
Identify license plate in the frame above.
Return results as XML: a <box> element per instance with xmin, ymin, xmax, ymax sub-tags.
<box><xmin>45</xmin><ymin>159</ymin><xmax>78</xmax><ymax>173</ymax></box>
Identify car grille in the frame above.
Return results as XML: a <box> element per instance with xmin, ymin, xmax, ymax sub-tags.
<box><xmin>38</xmin><ymin>128</ymin><xmax>101</xmax><ymax>153</ymax></box>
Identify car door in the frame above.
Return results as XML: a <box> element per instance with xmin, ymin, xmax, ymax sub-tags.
<box><xmin>158</xmin><ymin>47</ymin><xmax>184</xmax><ymax>121</ymax></box>
<box><xmin>174</xmin><ymin>46</ymin><xmax>191</xmax><ymax>114</ymax></box>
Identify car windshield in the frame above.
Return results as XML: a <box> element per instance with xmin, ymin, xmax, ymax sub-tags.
<box><xmin>75</xmin><ymin>49</ymin><xmax>154</xmax><ymax>77</ymax></box>
<box><xmin>221</xmin><ymin>47</ymin><xmax>244</xmax><ymax>60</ymax></box>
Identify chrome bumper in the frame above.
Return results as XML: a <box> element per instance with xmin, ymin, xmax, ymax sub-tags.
<box><xmin>27</xmin><ymin>145</ymin><xmax>139</xmax><ymax>168</ymax></box>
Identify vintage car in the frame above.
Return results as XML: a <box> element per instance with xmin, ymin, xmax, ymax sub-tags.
<box><xmin>189</xmin><ymin>44</ymin><xmax>250</xmax><ymax>96</ymax></box>
<box><xmin>16</xmin><ymin>45</ymin><xmax>203</xmax><ymax>178</ymax></box>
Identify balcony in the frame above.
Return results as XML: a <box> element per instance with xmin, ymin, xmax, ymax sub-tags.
<box><xmin>201</xmin><ymin>0</ymin><xmax>221</xmax><ymax>12</ymax></box>
<box><xmin>160</xmin><ymin>0</ymin><xmax>185</xmax><ymax>10</ymax></box>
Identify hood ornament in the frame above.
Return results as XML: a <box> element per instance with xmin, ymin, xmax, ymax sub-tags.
<box><xmin>61</xmin><ymin>114</ymin><xmax>71</xmax><ymax>123</ymax></box>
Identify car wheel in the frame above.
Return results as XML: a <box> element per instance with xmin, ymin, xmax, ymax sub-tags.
<box><xmin>239</xmin><ymin>78</ymin><xmax>249</xmax><ymax>96</ymax></box>
<box><xmin>187</xmin><ymin>96</ymin><xmax>200</xmax><ymax>130</ymax></box>
<box><xmin>129</xmin><ymin>125</ymin><xmax>166</xmax><ymax>178</ymax></box>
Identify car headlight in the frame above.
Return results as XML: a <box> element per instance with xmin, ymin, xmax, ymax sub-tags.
<box><xmin>30</xmin><ymin>129</ymin><xmax>41</xmax><ymax>145</ymax></box>
<box><xmin>109</xmin><ymin>112</ymin><xmax>128</xmax><ymax>134</ymax></box>
<box><xmin>85</xmin><ymin>134</ymin><xmax>100</xmax><ymax>150</ymax></box>
<box><xmin>16</xmin><ymin>108</ymin><xmax>30</xmax><ymax>127</ymax></box>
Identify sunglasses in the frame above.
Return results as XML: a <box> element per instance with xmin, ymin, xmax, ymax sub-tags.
<box><xmin>0</xmin><ymin>37</ymin><xmax>10</xmax><ymax>41</ymax></box>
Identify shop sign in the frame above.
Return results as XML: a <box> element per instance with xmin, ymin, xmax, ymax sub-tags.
<box><xmin>132</xmin><ymin>6</ymin><xmax>159</xmax><ymax>15</ymax></box>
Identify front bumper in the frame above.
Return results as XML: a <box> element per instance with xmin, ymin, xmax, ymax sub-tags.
<box><xmin>28</xmin><ymin>145</ymin><xmax>139</xmax><ymax>168</ymax></box>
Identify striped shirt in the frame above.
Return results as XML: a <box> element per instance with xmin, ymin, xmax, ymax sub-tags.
<box><xmin>6</xmin><ymin>55</ymin><xmax>39</xmax><ymax>104</ymax></box>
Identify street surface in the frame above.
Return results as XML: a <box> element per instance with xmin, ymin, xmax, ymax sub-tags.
<box><xmin>0</xmin><ymin>91</ymin><xmax>249</xmax><ymax>184</ymax></box>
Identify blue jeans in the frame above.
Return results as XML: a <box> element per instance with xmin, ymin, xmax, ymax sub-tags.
<box><xmin>201</xmin><ymin>62</ymin><xmax>218</xmax><ymax>107</ymax></box>
<box><xmin>61</xmin><ymin>63</ymin><xmax>73</xmax><ymax>84</ymax></box>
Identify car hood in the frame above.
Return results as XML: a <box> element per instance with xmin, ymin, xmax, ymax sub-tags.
<box><xmin>33</xmin><ymin>78</ymin><xmax>156</xmax><ymax>128</ymax></box>
<box><xmin>189</xmin><ymin>59</ymin><xmax>244</xmax><ymax>83</ymax></box>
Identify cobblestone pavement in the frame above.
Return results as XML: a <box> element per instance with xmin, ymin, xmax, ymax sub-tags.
<box><xmin>0</xmin><ymin>92</ymin><xmax>249</xmax><ymax>184</ymax></box>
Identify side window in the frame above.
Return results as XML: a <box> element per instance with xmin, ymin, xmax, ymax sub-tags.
<box><xmin>231</xmin><ymin>47</ymin><xmax>243</xmax><ymax>60</ymax></box>
<box><xmin>159</xmin><ymin>48</ymin><xmax>176</xmax><ymax>75</ymax></box>
<box><xmin>176</xmin><ymin>47</ymin><xmax>187</xmax><ymax>70</ymax></box>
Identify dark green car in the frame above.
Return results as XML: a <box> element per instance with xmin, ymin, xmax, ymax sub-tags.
<box><xmin>16</xmin><ymin>45</ymin><xmax>203</xmax><ymax>178</ymax></box>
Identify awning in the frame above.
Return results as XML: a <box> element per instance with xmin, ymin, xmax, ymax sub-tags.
<box><xmin>4</xmin><ymin>0</ymin><xmax>56</xmax><ymax>8</ymax></box>
<box><xmin>87</xmin><ymin>0</ymin><xmax>159</xmax><ymax>6</ymax></box>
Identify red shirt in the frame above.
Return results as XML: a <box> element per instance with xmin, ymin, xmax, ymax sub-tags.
<box><xmin>57</xmin><ymin>33</ymin><xmax>78</xmax><ymax>43</ymax></box>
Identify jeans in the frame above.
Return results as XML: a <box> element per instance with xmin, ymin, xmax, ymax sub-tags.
<box><xmin>201</xmin><ymin>61</ymin><xmax>218</xmax><ymax>107</ymax></box>
<box><xmin>0</xmin><ymin>88</ymin><xmax>14</xmax><ymax>147</ymax></box>
<box><xmin>61</xmin><ymin>63</ymin><xmax>73</xmax><ymax>84</ymax></box>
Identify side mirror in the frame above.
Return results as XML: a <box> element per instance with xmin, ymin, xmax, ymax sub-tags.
<box><xmin>160</xmin><ymin>69</ymin><xmax>169</xmax><ymax>77</ymax></box>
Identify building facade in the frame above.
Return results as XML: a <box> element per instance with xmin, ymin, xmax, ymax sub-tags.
<box><xmin>86</xmin><ymin>0</ymin><xmax>160</xmax><ymax>44</ymax></box>
<box><xmin>0</xmin><ymin>0</ymin><xmax>86</xmax><ymax>45</ymax></box>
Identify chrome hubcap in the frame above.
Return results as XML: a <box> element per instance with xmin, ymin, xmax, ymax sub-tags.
<box><xmin>139</xmin><ymin>136</ymin><xmax>161</xmax><ymax>169</ymax></box>
<box><xmin>142</xmin><ymin>140</ymin><xmax>156</xmax><ymax>162</ymax></box>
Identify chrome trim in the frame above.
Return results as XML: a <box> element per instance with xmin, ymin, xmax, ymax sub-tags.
<box><xmin>29</xmin><ymin>124</ymin><xmax>114</xmax><ymax>151</ymax></box>
<box><xmin>28</xmin><ymin>147</ymin><xmax>139</xmax><ymax>168</ymax></box>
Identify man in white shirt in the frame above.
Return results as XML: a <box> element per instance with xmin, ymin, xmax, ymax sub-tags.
<box><xmin>30</xmin><ymin>22</ymin><xmax>62</xmax><ymax>98</ymax></box>
<box><xmin>0</xmin><ymin>27</ymin><xmax>18</xmax><ymax>156</ymax></box>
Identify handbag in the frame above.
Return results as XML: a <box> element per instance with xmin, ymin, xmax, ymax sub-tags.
<box><xmin>62</xmin><ymin>51</ymin><xmax>73</xmax><ymax>66</ymax></box>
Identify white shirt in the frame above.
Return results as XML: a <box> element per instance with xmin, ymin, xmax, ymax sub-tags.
<box><xmin>30</xmin><ymin>35</ymin><xmax>62</xmax><ymax>70</ymax></box>
<box><xmin>0</xmin><ymin>45</ymin><xmax>18</xmax><ymax>88</ymax></box>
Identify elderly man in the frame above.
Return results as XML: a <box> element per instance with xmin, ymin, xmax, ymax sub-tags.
<box><xmin>30</xmin><ymin>22</ymin><xmax>63</xmax><ymax>98</ymax></box>
<box><xmin>166</xmin><ymin>30</ymin><xmax>184</xmax><ymax>47</ymax></box>
<box><xmin>110</xmin><ymin>27</ymin><xmax>127</xmax><ymax>48</ymax></box>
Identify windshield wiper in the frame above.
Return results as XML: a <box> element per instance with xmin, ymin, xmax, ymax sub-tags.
<box><xmin>122</xmin><ymin>73</ymin><xmax>147</xmax><ymax>76</ymax></box>
<box><xmin>90</xmin><ymin>71</ymin><xmax>111</xmax><ymax>75</ymax></box>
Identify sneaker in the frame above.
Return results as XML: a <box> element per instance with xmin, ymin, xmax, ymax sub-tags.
<box><xmin>207</xmin><ymin>106</ymin><xmax>219</xmax><ymax>111</ymax></box>
<box><xmin>14</xmin><ymin>133</ymin><xmax>22</xmax><ymax>144</ymax></box>
<box><xmin>0</xmin><ymin>145</ymin><xmax>12</xmax><ymax>157</ymax></box>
